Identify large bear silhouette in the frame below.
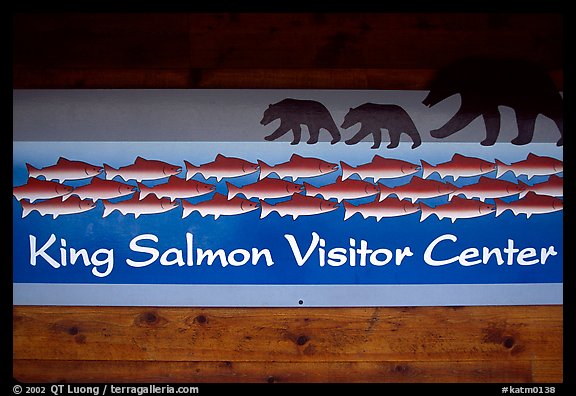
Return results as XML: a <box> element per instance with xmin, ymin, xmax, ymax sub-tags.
<box><xmin>422</xmin><ymin>58</ymin><xmax>563</xmax><ymax>146</ymax></box>
<box><xmin>261</xmin><ymin>98</ymin><xmax>341</xmax><ymax>145</ymax></box>
<box><xmin>341</xmin><ymin>103</ymin><xmax>422</xmax><ymax>149</ymax></box>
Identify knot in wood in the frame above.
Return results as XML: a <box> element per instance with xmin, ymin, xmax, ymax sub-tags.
<box><xmin>502</xmin><ymin>336</ymin><xmax>515</xmax><ymax>349</ymax></box>
<box><xmin>68</xmin><ymin>326</ymin><xmax>79</xmax><ymax>336</ymax></box>
<box><xmin>144</xmin><ymin>312</ymin><xmax>158</xmax><ymax>324</ymax></box>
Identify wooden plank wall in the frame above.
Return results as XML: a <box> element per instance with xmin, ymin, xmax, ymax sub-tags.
<box><xmin>12</xmin><ymin>13</ymin><xmax>563</xmax><ymax>383</ymax></box>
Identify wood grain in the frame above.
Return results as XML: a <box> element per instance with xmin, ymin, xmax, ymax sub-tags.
<box><xmin>13</xmin><ymin>13</ymin><xmax>563</xmax><ymax>70</ymax></box>
<box><xmin>14</xmin><ymin>359</ymin><xmax>551</xmax><ymax>383</ymax></box>
<box><xmin>13</xmin><ymin>306</ymin><xmax>562</xmax><ymax>382</ymax></box>
<box><xmin>12</xmin><ymin>67</ymin><xmax>564</xmax><ymax>91</ymax></box>
<box><xmin>14</xmin><ymin>306</ymin><xmax>562</xmax><ymax>362</ymax></box>
<box><xmin>12</xmin><ymin>12</ymin><xmax>563</xmax><ymax>383</ymax></box>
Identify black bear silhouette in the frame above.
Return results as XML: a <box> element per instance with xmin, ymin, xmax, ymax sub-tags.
<box><xmin>341</xmin><ymin>103</ymin><xmax>422</xmax><ymax>149</ymax></box>
<box><xmin>261</xmin><ymin>98</ymin><xmax>341</xmax><ymax>145</ymax></box>
<box><xmin>422</xmin><ymin>58</ymin><xmax>563</xmax><ymax>146</ymax></box>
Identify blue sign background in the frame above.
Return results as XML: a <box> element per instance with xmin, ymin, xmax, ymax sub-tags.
<box><xmin>13</xmin><ymin>141</ymin><xmax>563</xmax><ymax>286</ymax></box>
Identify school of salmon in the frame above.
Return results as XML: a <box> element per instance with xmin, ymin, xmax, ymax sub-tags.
<box><xmin>13</xmin><ymin>153</ymin><xmax>563</xmax><ymax>222</ymax></box>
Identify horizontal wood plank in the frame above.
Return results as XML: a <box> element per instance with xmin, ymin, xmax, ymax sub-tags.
<box><xmin>13</xmin><ymin>306</ymin><xmax>562</xmax><ymax>363</ymax></box>
<box><xmin>12</xmin><ymin>68</ymin><xmax>435</xmax><ymax>89</ymax></box>
<box><xmin>13</xmin><ymin>13</ymin><xmax>563</xmax><ymax>70</ymax></box>
<box><xmin>14</xmin><ymin>359</ymin><xmax>556</xmax><ymax>383</ymax></box>
<box><xmin>531</xmin><ymin>360</ymin><xmax>564</xmax><ymax>383</ymax></box>
<box><xmin>12</xmin><ymin>68</ymin><xmax>563</xmax><ymax>90</ymax></box>
<box><xmin>12</xmin><ymin>13</ymin><xmax>191</xmax><ymax>69</ymax></box>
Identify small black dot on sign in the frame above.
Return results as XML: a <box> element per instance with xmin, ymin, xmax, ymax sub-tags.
<box><xmin>298</xmin><ymin>300</ymin><xmax>304</xmax><ymax>305</ymax></box>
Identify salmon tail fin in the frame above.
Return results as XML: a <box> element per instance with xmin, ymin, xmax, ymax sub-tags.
<box><xmin>12</xmin><ymin>190</ymin><xmax>22</xmax><ymax>201</ymax></box>
<box><xmin>102</xmin><ymin>201</ymin><xmax>115</xmax><ymax>218</ymax></box>
<box><xmin>418</xmin><ymin>202</ymin><xmax>433</xmax><ymax>222</ymax></box>
<box><xmin>494</xmin><ymin>198</ymin><xmax>506</xmax><ymax>217</ymax></box>
<box><xmin>517</xmin><ymin>180</ymin><xmax>530</xmax><ymax>198</ymax></box>
<box><xmin>342</xmin><ymin>201</ymin><xmax>356</xmax><ymax>221</ymax></box>
<box><xmin>136</xmin><ymin>182</ymin><xmax>149</xmax><ymax>199</ymax></box>
<box><xmin>226</xmin><ymin>182</ymin><xmax>239</xmax><ymax>200</ymax></box>
<box><xmin>26</xmin><ymin>163</ymin><xmax>40</xmax><ymax>178</ymax></box>
<box><xmin>184</xmin><ymin>160</ymin><xmax>199</xmax><ymax>181</ymax></box>
<box><xmin>302</xmin><ymin>182</ymin><xmax>317</xmax><ymax>197</ymax></box>
<box><xmin>495</xmin><ymin>159</ymin><xmax>509</xmax><ymax>179</ymax></box>
<box><xmin>20</xmin><ymin>200</ymin><xmax>32</xmax><ymax>218</ymax></box>
<box><xmin>378</xmin><ymin>183</ymin><xmax>392</xmax><ymax>201</ymax></box>
<box><xmin>340</xmin><ymin>161</ymin><xmax>354</xmax><ymax>180</ymax></box>
<box><xmin>421</xmin><ymin>160</ymin><xmax>434</xmax><ymax>179</ymax></box>
<box><xmin>103</xmin><ymin>164</ymin><xmax>118</xmax><ymax>181</ymax></box>
<box><xmin>181</xmin><ymin>202</ymin><xmax>194</xmax><ymax>219</ymax></box>
<box><xmin>259</xmin><ymin>199</ymin><xmax>274</xmax><ymax>219</ymax></box>
<box><xmin>257</xmin><ymin>160</ymin><xmax>272</xmax><ymax>180</ymax></box>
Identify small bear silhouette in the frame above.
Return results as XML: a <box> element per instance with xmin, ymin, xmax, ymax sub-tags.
<box><xmin>260</xmin><ymin>98</ymin><xmax>341</xmax><ymax>145</ymax></box>
<box><xmin>341</xmin><ymin>103</ymin><xmax>422</xmax><ymax>149</ymax></box>
<box><xmin>422</xmin><ymin>58</ymin><xmax>563</xmax><ymax>146</ymax></box>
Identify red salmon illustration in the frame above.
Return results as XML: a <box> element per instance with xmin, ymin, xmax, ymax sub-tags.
<box><xmin>449</xmin><ymin>176</ymin><xmax>525</xmax><ymax>201</ymax></box>
<box><xmin>27</xmin><ymin>157</ymin><xmax>102</xmax><ymax>183</ymax></box>
<box><xmin>63</xmin><ymin>178</ymin><xmax>135</xmax><ymax>202</ymax></box>
<box><xmin>378</xmin><ymin>176</ymin><xmax>456</xmax><ymax>202</ymax></box>
<box><xmin>181</xmin><ymin>192</ymin><xmax>259</xmax><ymax>219</ymax></box>
<box><xmin>259</xmin><ymin>194</ymin><xmax>338</xmax><ymax>220</ymax></box>
<box><xmin>419</xmin><ymin>196</ymin><xmax>495</xmax><ymax>223</ymax></box>
<box><xmin>20</xmin><ymin>196</ymin><xmax>96</xmax><ymax>219</ymax></box>
<box><xmin>340</xmin><ymin>155</ymin><xmax>419</xmax><ymax>181</ymax></box>
<box><xmin>494</xmin><ymin>192</ymin><xmax>562</xmax><ymax>218</ymax></box>
<box><xmin>343</xmin><ymin>196</ymin><xmax>420</xmax><ymax>221</ymax></box>
<box><xmin>13</xmin><ymin>178</ymin><xmax>74</xmax><ymax>203</ymax></box>
<box><xmin>104</xmin><ymin>157</ymin><xmax>181</xmax><ymax>182</ymax></box>
<box><xmin>185</xmin><ymin>154</ymin><xmax>259</xmax><ymax>182</ymax></box>
<box><xmin>226</xmin><ymin>178</ymin><xmax>303</xmax><ymax>200</ymax></box>
<box><xmin>421</xmin><ymin>154</ymin><xmax>496</xmax><ymax>181</ymax></box>
<box><xmin>304</xmin><ymin>176</ymin><xmax>379</xmax><ymax>202</ymax></box>
<box><xmin>495</xmin><ymin>153</ymin><xmax>563</xmax><ymax>179</ymax></box>
<box><xmin>518</xmin><ymin>175</ymin><xmax>563</xmax><ymax>198</ymax></box>
<box><xmin>102</xmin><ymin>192</ymin><xmax>179</xmax><ymax>218</ymax></box>
<box><xmin>258</xmin><ymin>154</ymin><xmax>338</xmax><ymax>181</ymax></box>
<box><xmin>138</xmin><ymin>176</ymin><xmax>215</xmax><ymax>202</ymax></box>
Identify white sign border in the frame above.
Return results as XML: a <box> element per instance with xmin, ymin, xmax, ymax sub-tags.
<box><xmin>13</xmin><ymin>283</ymin><xmax>563</xmax><ymax>307</ymax></box>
